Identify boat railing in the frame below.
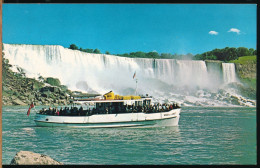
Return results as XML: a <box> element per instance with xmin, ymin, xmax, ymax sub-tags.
<box><xmin>37</xmin><ymin>103</ymin><xmax>180</xmax><ymax>117</ymax></box>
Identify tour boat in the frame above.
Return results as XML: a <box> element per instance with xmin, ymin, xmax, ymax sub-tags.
<box><xmin>34</xmin><ymin>91</ymin><xmax>181</xmax><ymax>128</ymax></box>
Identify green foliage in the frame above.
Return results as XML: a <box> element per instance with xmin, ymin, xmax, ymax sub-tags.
<box><xmin>229</xmin><ymin>56</ymin><xmax>256</xmax><ymax>64</ymax></box>
<box><xmin>105</xmin><ymin>51</ymin><xmax>110</xmax><ymax>55</ymax></box>
<box><xmin>249</xmin><ymin>48</ymin><xmax>255</xmax><ymax>55</ymax></box>
<box><xmin>45</xmin><ymin>77</ymin><xmax>61</xmax><ymax>86</ymax></box>
<box><xmin>68</xmin><ymin>44</ymin><xmax>97</xmax><ymax>54</ymax></box>
<box><xmin>60</xmin><ymin>85</ymin><xmax>68</xmax><ymax>91</ymax></box>
<box><xmin>161</xmin><ymin>53</ymin><xmax>172</xmax><ymax>59</ymax></box>
<box><xmin>17</xmin><ymin>67</ymin><xmax>26</xmax><ymax>77</ymax></box>
<box><xmin>84</xmin><ymin>49</ymin><xmax>94</xmax><ymax>53</ymax></box>
<box><xmin>240</xmin><ymin>78</ymin><xmax>256</xmax><ymax>89</ymax></box>
<box><xmin>193</xmin><ymin>47</ymin><xmax>255</xmax><ymax>61</ymax></box>
<box><xmin>236</xmin><ymin>47</ymin><xmax>250</xmax><ymax>57</ymax></box>
<box><xmin>93</xmin><ymin>49</ymin><xmax>101</xmax><ymax>54</ymax></box>
<box><xmin>38</xmin><ymin>76</ymin><xmax>44</xmax><ymax>82</ymax></box>
<box><xmin>146</xmin><ymin>52</ymin><xmax>160</xmax><ymax>58</ymax></box>
<box><xmin>69</xmin><ymin>44</ymin><xmax>78</xmax><ymax>50</ymax></box>
<box><xmin>117</xmin><ymin>53</ymin><xmax>130</xmax><ymax>57</ymax></box>
<box><xmin>129</xmin><ymin>51</ymin><xmax>146</xmax><ymax>58</ymax></box>
<box><xmin>33</xmin><ymin>81</ymin><xmax>45</xmax><ymax>90</ymax></box>
<box><xmin>67</xmin><ymin>43</ymin><xmax>255</xmax><ymax>62</ymax></box>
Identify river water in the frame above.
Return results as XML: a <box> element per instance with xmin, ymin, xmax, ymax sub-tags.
<box><xmin>2</xmin><ymin>106</ymin><xmax>256</xmax><ymax>165</ymax></box>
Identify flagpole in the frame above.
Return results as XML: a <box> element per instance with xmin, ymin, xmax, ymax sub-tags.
<box><xmin>135</xmin><ymin>78</ymin><xmax>138</xmax><ymax>95</ymax></box>
<box><xmin>133</xmin><ymin>71</ymin><xmax>138</xmax><ymax>95</ymax></box>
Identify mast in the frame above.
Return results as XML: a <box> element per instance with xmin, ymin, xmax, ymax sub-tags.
<box><xmin>133</xmin><ymin>71</ymin><xmax>138</xmax><ymax>95</ymax></box>
<box><xmin>135</xmin><ymin>78</ymin><xmax>138</xmax><ymax>95</ymax></box>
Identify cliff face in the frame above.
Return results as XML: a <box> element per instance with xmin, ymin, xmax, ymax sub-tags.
<box><xmin>232</xmin><ymin>56</ymin><xmax>256</xmax><ymax>90</ymax></box>
<box><xmin>235</xmin><ymin>62</ymin><xmax>256</xmax><ymax>79</ymax></box>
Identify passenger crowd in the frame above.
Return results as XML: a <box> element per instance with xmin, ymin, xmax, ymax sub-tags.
<box><xmin>39</xmin><ymin>103</ymin><xmax>180</xmax><ymax>116</ymax></box>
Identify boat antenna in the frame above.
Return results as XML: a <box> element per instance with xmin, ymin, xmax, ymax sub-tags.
<box><xmin>135</xmin><ymin>78</ymin><xmax>138</xmax><ymax>95</ymax></box>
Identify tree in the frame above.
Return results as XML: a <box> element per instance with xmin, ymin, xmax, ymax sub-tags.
<box><xmin>129</xmin><ymin>51</ymin><xmax>146</xmax><ymax>58</ymax></box>
<box><xmin>45</xmin><ymin>77</ymin><xmax>61</xmax><ymax>86</ymax></box>
<box><xmin>249</xmin><ymin>48</ymin><xmax>255</xmax><ymax>56</ymax></box>
<box><xmin>193</xmin><ymin>54</ymin><xmax>203</xmax><ymax>60</ymax></box>
<box><xmin>93</xmin><ymin>49</ymin><xmax>101</xmax><ymax>54</ymax></box>
<box><xmin>122</xmin><ymin>53</ymin><xmax>129</xmax><ymax>57</ymax></box>
<box><xmin>225</xmin><ymin>47</ymin><xmax>238</xmax><ymax>61</ymax></box>
<box><xmin>236</xmin><ymin>47</ymin><xmax>250</xmax><ymax>57</ymax></box>
<box><xmin>105</xmin><ymin>51</ymin><xmax>110</xmax><ymax>55</ymax></box>
<box><xmin>161</xmin><ymin>53</ymin><xmax>172</xmax><ymax>59</ymax></box>
<box><xmin>69</xmin><ymin>44</ymin><xmax>78</xmax><ymax>50</ymax></box>
<box><xmin>146</xmin><ymin>51</ymin><xmax>160</xmax><ymax>58</ymax></box>
<box><xmin>84</xmin><ymin>49</ymin><xmax>93</xmax><ymax>53</ymax></box>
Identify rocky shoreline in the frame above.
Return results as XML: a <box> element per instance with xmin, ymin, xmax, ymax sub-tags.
<box><xmin>2</xmin><ymin>55</ymin><xmax>79</xmax><ymax>106</ymax></box>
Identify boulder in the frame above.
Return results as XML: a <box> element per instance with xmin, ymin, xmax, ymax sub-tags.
<box><xmin>41</xmin><ymin>93</ymin><xmax>49</xmax><ymax>98</ymax></box>
<box><xmin>12</xmin><ymin>99</ymin><xmax>27</xmax><ymax>106</ymax></box>
<box><xmin>10</xmin><ymin>151</ymin><xmax>63</xmax><ymax>165</ymax></box>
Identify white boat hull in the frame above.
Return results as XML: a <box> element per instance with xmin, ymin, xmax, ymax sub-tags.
<box><xmin>34</xmin><ymin>109</ymin><xmax>181</xmax><ymax>128</ymax></box>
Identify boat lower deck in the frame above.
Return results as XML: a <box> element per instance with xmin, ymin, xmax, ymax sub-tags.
<box><xmin>34</xmin><ymin>109</ymin><xmax>181</xmax><ymax>127</ymax></box>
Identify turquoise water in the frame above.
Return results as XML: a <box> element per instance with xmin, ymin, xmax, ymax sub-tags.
<box><xmin>2</xmin><ymin>106</ymin><xmax>256</xmax><ymax>165</ymax></box>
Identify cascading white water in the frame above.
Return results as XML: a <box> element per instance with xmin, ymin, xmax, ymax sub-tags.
<box><xmin>222</xmin><ymin>63</ymin><xmax>237</xmax><ymax>84</ymax></box>
<box><xmin>3</xmin><ymin>44</ymin><xmax>254</xmax><ymax>107</ymax></box>
<box><xmin>206</xmin><ymin>61</ymin><xmax>223</xmax><ymax>88</ymax></box>
<box><xmin>154</xmin><ymin>59</ymin><xmax>176</xmax><ymax>85</ymax></box>
<box><xmin>175</xmin><ymin>60</ymin><xmax>209</xmax><ymax>88</ymax></box>
<box><xmin>3</xmin><ymin>44</ymin><xmax>214</xmax><ymax>92</ymax></box>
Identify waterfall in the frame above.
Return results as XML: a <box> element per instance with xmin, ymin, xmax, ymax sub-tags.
<box><xmin>154</xmin><ymin>59</ymin><xmax>176</xmax><ymax>85</ymax></box>
<box><xmin>4</xmin><ymin>43</ymin><xmax>254</xmax><ymax>107</ymax></box>
<box><xmin>206</xmin><ymin>61</ymin><xmax>223</xmax><ymax>88</ymax></box>
<box><xmin>222</xmin><ymin>63</ymin><xmax>237</xmax><ymax>84</ymax></box>
<box><xmin>175</xmin><ymin>60</ymin><xmax>208</xmax><ymax>88</ymax></box>
<box><xmin>3</xmin><ymin>44</ymin><xmax>215</xmax><ymax>93</ymax></box>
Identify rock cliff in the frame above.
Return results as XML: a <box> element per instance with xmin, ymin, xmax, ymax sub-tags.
<box><xmin>2</xmin><ymin>54</ymin><xmax>75</xmax><ymax>106</ymax></box>
<box><xmin>233</xmin><ymin>56</ymin><xmax>256</xmax><ymax>91</ymax></box>
<box><xmin>235</xmin><ymin>62</ymin><xmax>256</xmax><ymax>79</ymax></box>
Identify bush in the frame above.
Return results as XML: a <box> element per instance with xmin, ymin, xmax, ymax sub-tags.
<box><xmin>69</xmin><ymin>44</ymin><xmax>78</xmax><ymax>50</ymax></box>
<box><xmin>45</xmin><ymin>77</ymin><xmax>61</xmax><ymax>86</ymax></box>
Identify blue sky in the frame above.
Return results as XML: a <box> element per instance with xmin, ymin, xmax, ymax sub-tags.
<box><xmin>3</xmin><ymin>4</ymin><xmax>256</xmax><ymax>55</ymax></box>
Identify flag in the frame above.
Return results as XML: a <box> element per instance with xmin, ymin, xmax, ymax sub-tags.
<box><xmin>133</xmin><ymin>71</ymin><xmax>136</xmax><ymax>79</ymax></box>
<box><xmin>27</xmin><ymin>102</ymin><xmax>34</xmax><ymax>116</ymax></box>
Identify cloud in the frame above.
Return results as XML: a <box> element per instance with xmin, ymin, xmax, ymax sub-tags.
<box><xmin>228</xmin><ymin>28</ymin><xmax>240</xmax><ymax>34</ymax></box>
<box><xmin>209</xmin><ymin>31</ymin><xmax>218</xmax><ymax>35</ymax></box>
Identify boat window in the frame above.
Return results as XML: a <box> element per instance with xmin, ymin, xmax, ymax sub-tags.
<box><xmin>143</xmin><ymin>99</ymin><xmax>151</xmax><ymax>106</ymax></box>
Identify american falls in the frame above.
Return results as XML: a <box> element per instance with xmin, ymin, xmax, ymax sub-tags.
<box><xmin>3</xmin><ymin>44</ymin><xmax>255</xmax><ymax>107</ymax></box>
